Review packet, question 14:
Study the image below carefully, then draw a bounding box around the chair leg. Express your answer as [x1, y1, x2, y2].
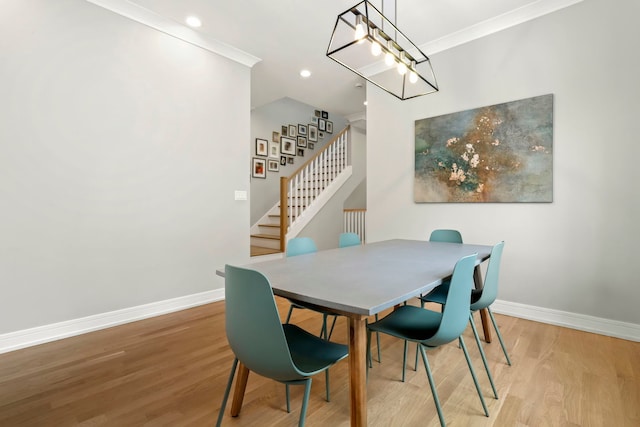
[469, 313, 499, 399]
[402, 340, 408, 382]
[366, 327, 372, 371]
[487, 308, 512, 365]
[374, 314, 381, 363]
[327, 315, 338, 340]
[286, 384, 291, 413]
[325, 370, 330, 402]
[286, 304, 295, 323]
[216, 357, 238, 427]
[298, 379, 312, 427]
[459, 336, 489, 417]
[320, 314, 328, 339]
[417, 345, 446, 427]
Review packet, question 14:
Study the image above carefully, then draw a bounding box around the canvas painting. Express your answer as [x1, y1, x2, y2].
[414, 94, 553, 203]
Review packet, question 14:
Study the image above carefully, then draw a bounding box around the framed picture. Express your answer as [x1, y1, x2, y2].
[281, 136, 296, 155]
[321, 110, 329, 119]
[308, 142, 315, 150]
[288, 124, 297, 138]
[281, 125, 288, 136]
[287, 157, 294, 165]
[318, 131, 324, 139]
[326, 121, 333, 133]
[255, 138, 268, 156]
[252, 158, 266, 178]
[297, 136, 307, 148]
[308, 124, 318, 142]
[297, 148, 304, 157]
[314, 109, 321, 117]
[267, 159, 279, 172]
[269, 141, 280, 158]
[298, 124, 307, 136]
[272, 131, 280, 142]
[311, 117, 318, 123]
[280, 155, 287, 166]
[318, 118, 326, 131]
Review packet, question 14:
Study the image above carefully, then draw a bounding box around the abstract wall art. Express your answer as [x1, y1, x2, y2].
[414, 94, 553, 203]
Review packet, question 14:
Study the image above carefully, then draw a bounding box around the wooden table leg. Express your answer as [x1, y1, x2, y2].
[230, 362, 250, 417]
[473, 266, 492, 343]
[348, 315, 367, 427]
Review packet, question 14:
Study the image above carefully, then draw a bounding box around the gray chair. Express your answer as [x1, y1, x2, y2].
[366, 254, 489, 426]
[216, 265, 348, 427]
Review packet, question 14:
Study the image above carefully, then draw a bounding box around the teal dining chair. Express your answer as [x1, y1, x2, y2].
[338, 232, 361, 248]
[216, 265, 348, 427]
[421, 241, 511, 372]
[366, 254, 489, 427]
[285, 237, 338, 340]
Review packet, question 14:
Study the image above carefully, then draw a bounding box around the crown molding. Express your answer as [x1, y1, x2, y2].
[85, 0, 261, 68]
[422, 0, 584, 55]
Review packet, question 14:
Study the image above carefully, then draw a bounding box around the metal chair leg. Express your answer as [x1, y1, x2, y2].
[298, 379, 312, 427]
[459, 336, 490, 417]
[286, 304, 295, 323]
[469, 313, 499, 399]
[487, 308, 512, 365]
[402, 340, 408, 382]
[418, 345, 446, 427]
[216, 358, 238, 427]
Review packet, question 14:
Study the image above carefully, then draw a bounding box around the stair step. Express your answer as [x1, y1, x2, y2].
[251, 246, 282, 257]
[251, 233, 280, 240]
[259, 223, 280, 229]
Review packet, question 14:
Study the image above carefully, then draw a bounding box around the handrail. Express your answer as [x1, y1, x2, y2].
[279, 126, 351, 251]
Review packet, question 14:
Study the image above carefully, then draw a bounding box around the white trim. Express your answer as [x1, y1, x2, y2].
[0, 289, 224, 354]
[492, 299, 640, 342]
[85, 0, 261, 67]
[422, 0, 583, 55]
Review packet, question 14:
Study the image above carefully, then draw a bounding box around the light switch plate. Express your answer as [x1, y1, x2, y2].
[234, 190, 247, 201]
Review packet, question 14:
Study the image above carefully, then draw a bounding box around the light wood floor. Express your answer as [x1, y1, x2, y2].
[1, 299, 638, 426]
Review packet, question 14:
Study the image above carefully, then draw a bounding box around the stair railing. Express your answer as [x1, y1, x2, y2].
[279, 126, 350, 251]
[343, 208, 366, 243]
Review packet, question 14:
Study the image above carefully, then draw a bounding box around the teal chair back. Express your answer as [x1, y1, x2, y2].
[286, 237, 317, 257]
[429, 229, 463, 243]
[470, 241, 505, 311]
[224, 265, 304, 382]
[423, 253, 476, 347]
[339, 232, 361, 248]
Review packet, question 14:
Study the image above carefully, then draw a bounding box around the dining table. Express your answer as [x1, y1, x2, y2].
[219, 239, 494, 427]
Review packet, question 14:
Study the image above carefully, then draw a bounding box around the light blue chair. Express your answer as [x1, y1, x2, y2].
[338, 232, 361, 248]
[216, 265, 348, 427]
[285, 237, 337, 340]
[428, 229, 463, 244]
[366, 254, 489, 427]
[421, 242, 511, 397]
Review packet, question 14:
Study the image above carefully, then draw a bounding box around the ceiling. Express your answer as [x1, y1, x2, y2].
[126, 0, 545, 118]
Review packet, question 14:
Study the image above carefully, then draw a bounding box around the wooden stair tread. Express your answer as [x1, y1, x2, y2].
[250, 246, 282, 257]
[259, 223, 280, 228]
[251, 233, 280, 240]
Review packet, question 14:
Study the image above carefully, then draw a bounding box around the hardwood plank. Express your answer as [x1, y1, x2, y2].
[1, 299, 639, 426]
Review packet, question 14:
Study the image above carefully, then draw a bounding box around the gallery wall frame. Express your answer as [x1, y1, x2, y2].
[255, 138, 268, 156]
[252, 157, 266, 179]
[281, 136, 296, 155]
[414, 94, 553, 203]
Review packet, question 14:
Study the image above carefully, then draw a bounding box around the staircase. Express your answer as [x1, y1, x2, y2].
[250, 127, 351, 256]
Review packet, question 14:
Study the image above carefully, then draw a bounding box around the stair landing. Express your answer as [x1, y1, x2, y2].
[250, 245, 282, 257]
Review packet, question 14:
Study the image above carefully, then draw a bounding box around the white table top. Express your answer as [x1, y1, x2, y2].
[232, 239, 492, 316]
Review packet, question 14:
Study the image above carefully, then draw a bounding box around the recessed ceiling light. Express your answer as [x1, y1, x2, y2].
[363, 101, 368, 106]
[185, 16, 202, 28]
[300, 69, 311, 78]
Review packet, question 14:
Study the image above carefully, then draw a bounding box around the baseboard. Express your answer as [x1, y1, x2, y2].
[492, 299, 640, 342]
[0, 289, 224, 354]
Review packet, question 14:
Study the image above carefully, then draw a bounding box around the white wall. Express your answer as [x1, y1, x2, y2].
[0, 0, 251, 334]
[367, 0, 640, 325]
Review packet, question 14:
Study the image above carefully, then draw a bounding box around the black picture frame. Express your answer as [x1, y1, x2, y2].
[321, 110, 329, 119]
[326, 121, 333, 133]
[281, 136, 296, 155]
[252, 158, 266, 178]
[314, 109, 321, 117]
[287, 157, 294, 165]
[298, 124, 307, 136]
[318, 118, 326, 131]
[280, 155, 287, 166]
[281, 125, 288, 136]
[308, 124, 318, 142]
[297, 148, 304, 157]
[267, 159, 279, 172]
[308, 142, 315, 150]
[297, 136, 307, 148]
[288, 124, 297, 138]
[255, 138, 268, 156]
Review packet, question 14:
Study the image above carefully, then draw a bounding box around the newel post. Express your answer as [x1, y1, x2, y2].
[279, 176, 288, 253]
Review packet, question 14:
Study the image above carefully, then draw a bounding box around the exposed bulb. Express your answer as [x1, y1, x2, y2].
[354, 16, 365, 41]
[384, 52, 395, 66]
[371, 41, 382, 56]
[409, 71, 418, 83]
[397, 62, 407, 75]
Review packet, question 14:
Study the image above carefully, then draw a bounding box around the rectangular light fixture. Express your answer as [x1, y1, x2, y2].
[327, 1, 438, 100]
